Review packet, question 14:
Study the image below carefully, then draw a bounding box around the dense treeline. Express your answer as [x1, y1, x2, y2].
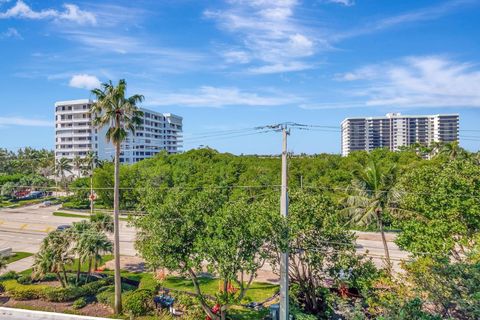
[84, 145, 480, 319]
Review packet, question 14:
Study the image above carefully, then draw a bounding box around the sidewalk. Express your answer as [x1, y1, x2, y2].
[2, 256, 35, 274]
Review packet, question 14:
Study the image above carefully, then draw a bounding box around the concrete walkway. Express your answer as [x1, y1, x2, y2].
[1, 256, 35, 274]
[0, 307, 118, 320]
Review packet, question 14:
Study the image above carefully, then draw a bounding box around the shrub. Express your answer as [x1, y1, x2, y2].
[72, 297, 88, 309]
[0, 271, 18, 281]
[43, 286, 86, 302]
[124, 289, 154, 317]
[17, 275, 33, 285]
[96, 288, 115, 307]
[138, 273, 160, 292]
[2, 280, 50, 300]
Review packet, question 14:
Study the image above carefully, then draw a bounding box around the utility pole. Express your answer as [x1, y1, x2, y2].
[280, 124, 289, 320]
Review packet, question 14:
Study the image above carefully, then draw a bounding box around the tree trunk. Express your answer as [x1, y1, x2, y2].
[113, 138, 122, 314]
[56, 272, 65, 288]
[76, 258, 81, 285]
[87, 258, 92, 283]
[61, 265, 68, 287]
[90, 174, 94, 215]
[377, 209, 392, 274]
[187, 268, 218, 320]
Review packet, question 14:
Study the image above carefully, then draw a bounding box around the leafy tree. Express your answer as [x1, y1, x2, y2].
[343, 159, 397, 272]
[135, 189, 274, 319]
[273, 190, 379, 316]
[394, 160, 480, 259]
[90, 79, 144, 314]
[1, 181, 16, 198]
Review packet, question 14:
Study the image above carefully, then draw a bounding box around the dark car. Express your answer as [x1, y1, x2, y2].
[56, 225, 71, 231]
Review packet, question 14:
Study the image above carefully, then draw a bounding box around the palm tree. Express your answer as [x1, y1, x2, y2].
[55, 157, 73, 191]
[438, 141, 466, 160]
[84, 151, 98, 215]
[33, 231, 72, 287]
[73, 155, 83, 178]
[344, 159, 396, 273]
[70, 220, 93, 285]
[90, 79, 144, 314]
[90, 212, 114, 233]
[76, 230, 113, 281]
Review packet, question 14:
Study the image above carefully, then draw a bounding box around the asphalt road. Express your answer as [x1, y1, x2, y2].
[0, 204, 409, 273]
[0, 204, 137, 261]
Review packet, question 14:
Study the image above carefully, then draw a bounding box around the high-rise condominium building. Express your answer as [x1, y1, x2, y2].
[55, 99, 183, 167]
[341, 113, 459, 156]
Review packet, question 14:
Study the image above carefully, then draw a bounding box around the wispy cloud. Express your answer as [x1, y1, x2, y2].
[334, 0, 476, 40]
[336, 56, 480, 108]
[69, 74, 100, 90]
[0, 116, 52, 127]
[205, 0, 320, 74]
[145, 86, 301, 108]
[324, 0, 355, 6]
[0, 1, 96, 25]
[0, 27, 21, 39]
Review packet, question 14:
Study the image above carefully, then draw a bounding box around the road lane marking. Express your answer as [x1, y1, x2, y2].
[44, 227, 53, 233]
[20, 224, 28, 230]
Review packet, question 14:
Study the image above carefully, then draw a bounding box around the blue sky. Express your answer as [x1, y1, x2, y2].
[1, 0, 479, 154]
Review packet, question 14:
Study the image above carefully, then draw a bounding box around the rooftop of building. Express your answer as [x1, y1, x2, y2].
[341, 113, 459, 125]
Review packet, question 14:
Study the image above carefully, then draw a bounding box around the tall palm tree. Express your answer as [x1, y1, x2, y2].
[344, 159, 396, 273]
[90, 79, 144, 314]
[56, 157, 73, 191]
[73, 155, 83, 178]
[84, 151, 98, 215]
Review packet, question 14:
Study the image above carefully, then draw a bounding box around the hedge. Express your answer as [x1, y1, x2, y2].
[2, 280, 50, 300]
[124, 289, 154, 317]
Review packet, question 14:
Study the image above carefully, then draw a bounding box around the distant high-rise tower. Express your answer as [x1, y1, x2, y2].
[55, 99, 183, 170]
[341, 113, 459, 156]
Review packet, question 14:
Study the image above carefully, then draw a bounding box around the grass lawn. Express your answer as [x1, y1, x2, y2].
[161, 276, 279, 303]
[53, 211, 128, 221]
[64, 255, 114, 272]
[5, 252, 33, 264]
[53, 211, 90, 219]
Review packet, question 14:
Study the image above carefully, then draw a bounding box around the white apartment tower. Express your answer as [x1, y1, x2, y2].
[55, 99, 183, 165]
[341, 113, 459, 156]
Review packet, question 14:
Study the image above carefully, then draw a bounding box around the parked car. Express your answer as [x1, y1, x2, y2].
[56, 225, 71, 231]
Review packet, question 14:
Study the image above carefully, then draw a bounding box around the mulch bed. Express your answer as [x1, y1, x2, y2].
[0, 296, 113, 317]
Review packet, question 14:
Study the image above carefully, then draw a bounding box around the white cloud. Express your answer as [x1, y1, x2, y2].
[0, 27, 21, 39]
[205, 0, 318, 73]
[325, 0, 355, 6]
[147, 86, 301, 108]
[0, 1, 96, 25]
[222, 50, 251, 64]
[338, 56, 480, 108]
[69, 74, 101, 90]
[248, 61, 311, 74]
[0, 116, 52, 127]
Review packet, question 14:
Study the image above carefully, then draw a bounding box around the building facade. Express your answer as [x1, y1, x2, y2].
[341, 113, 459, 156]
[55, 99, 183, 167]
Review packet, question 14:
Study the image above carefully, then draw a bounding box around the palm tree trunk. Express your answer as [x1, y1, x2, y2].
[377, 209, 392, 274]
[90, 174, 94, 215]
[87, 258, 92, 283]
[56, 272, 66, 288]
[113, 139, 122, 314]
[76, 258, 81, 285]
